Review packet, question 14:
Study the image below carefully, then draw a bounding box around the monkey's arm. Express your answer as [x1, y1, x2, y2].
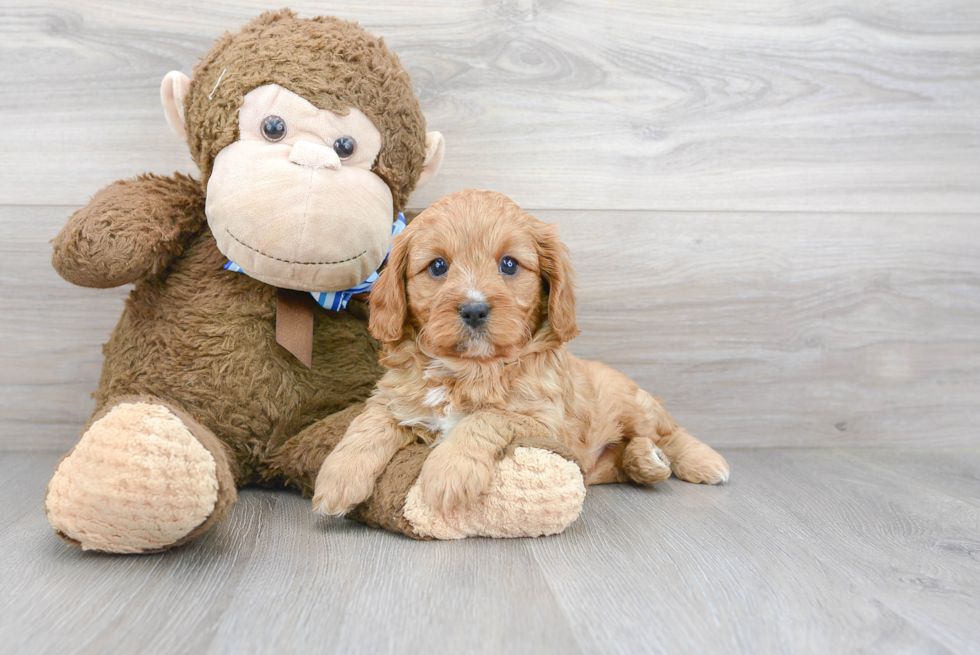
[269, 404, 585, 540]
[416, 409, 554, 512]
[52, 173, 206, 288]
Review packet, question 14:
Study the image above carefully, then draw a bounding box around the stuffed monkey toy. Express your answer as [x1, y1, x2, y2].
[44, 9, 586, 553]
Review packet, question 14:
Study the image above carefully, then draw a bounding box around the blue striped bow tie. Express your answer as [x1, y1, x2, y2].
[224, 213, 406, 311]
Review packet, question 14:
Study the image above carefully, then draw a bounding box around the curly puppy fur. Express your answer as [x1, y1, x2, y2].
[315, 190, 730, 516]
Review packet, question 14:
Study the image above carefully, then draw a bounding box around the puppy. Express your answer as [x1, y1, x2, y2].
[314, 189, 729, 516]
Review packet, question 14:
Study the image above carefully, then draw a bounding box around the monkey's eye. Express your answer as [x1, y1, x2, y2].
[261, 115, 287, 142]
[428, 258, 449, 277]
[499, 256, 519, 276]
[333, 136, 356, 159]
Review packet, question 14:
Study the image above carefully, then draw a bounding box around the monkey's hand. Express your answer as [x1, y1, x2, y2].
[52, 173, 205, 288]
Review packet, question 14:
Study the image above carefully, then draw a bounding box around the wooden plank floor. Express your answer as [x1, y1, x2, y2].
[2, 449, 978, 654]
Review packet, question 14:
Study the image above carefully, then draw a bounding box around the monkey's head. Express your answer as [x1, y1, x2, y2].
[160, 9, 444, 292]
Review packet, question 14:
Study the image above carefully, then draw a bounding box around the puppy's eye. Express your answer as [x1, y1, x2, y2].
[499, 256, 519, 276]
[428, 258, 449, 277]
[333, 136, 356, 159]
[261, 115, 287, 142]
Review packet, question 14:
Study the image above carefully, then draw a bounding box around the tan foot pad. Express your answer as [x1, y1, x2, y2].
[403, 446, 586, 540]
[45, 403, 219, 553]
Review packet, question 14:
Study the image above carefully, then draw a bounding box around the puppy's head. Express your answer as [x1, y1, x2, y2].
[369, 189, 578, 359]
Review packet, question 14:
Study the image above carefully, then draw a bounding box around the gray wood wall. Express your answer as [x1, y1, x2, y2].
[1, 1, 978, 450]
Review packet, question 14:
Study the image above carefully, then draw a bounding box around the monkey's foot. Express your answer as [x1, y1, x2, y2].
[45, 402, 230, 553]
[403, 445, 585, 539]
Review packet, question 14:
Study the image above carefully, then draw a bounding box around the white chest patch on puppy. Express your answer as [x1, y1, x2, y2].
[423, 386, 449, 408]
[398, 382, 465, 446]
[412, 360, 469, 444]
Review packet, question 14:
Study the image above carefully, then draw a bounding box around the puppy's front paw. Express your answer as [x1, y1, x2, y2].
[312, 456, 377, 516]
[418, 447, 494, 513]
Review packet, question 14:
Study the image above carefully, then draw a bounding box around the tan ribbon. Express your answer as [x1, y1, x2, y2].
[276, 288, 315, 368]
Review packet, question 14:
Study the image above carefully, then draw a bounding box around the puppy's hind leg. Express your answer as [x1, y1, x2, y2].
[621, 437, 672, 485]
[588, 377, 670, 486]
[590, 429, 670, 486]
[635, 390, 730, 485]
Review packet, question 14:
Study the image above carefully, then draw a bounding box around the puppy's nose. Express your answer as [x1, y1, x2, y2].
[458, 302, 490, 329]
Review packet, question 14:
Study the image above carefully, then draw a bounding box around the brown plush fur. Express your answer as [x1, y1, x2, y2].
[185, 9, 427, 213]
[45, 12, 438, 551]
[315, 190, 730, 516]
[54, 174, 384, 489]
[52, 173, 205, 289]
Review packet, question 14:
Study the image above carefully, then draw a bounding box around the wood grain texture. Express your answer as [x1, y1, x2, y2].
[2, 449, 979, 653]
[0, 455, 279, 655]
[848, 449, 980, 509]
[0, 206, 127, 449]
[563, 210, 980, 448]
[530, 451, 968, 654]
[726, 449, 980, 653]
[0, 1, 977, 211]
[4, 206, 977, 450]
[207, 493, 582, 655]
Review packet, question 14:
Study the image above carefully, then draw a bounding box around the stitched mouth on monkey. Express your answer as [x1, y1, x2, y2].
[205, 84, 396, 293]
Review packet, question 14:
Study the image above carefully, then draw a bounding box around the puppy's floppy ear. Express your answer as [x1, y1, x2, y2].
[534, 220, 579, 342]
[369, 231, 412, 343]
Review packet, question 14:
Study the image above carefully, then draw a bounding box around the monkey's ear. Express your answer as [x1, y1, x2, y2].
[160, 71, 192, 141]
[416, 132, 445, 188]
[369, 232, 412, 343]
